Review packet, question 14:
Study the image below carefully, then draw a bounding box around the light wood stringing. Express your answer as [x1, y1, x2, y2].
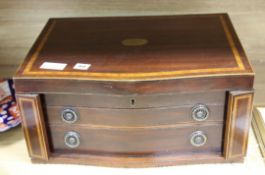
[224, 91, 253, 159]
[19, 14, 251, 81]
[17, 94, 49, 160]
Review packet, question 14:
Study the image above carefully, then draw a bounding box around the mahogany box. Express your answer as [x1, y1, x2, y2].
[14, 14, 255, 167]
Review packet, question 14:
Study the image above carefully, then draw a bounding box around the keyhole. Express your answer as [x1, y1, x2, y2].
[131, 99, 135, 105]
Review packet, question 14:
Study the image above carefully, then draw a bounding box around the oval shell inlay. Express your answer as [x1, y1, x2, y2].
[121, 38, 148, 46]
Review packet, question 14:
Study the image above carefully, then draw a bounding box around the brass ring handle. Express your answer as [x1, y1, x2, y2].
[64, 131, 80, 148]
[190, 131, 207, 147]
[192, 104, 209, 121]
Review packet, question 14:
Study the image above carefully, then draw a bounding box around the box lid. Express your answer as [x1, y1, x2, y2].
[14, 14, 254, 82]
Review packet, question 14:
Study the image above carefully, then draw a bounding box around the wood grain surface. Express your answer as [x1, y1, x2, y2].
[14, 14, 253, 81]
[48, 123, 224, 155]
[14, 76, 254, 94]
[16, 94, 50, 160]
[2, 126, 264, 171]
[43, 91, 225, 108]
[223, 90, 254, 160]
[45, 104, 225, 126]
[12, 13, 255, 167]
[0, 0, 264, 103]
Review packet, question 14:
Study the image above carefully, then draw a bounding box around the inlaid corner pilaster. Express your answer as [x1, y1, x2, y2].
[16, 94, 49, 160]
[224, 90, 254, 160]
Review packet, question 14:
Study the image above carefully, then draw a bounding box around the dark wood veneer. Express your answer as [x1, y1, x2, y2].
[14, 14, 254, 167]
[45, 105, 225, 126]
[49, 124, 223, 155]
[43, 90, 226, 108]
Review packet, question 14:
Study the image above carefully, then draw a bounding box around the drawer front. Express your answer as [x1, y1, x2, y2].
[46, 104, 225, 126]
[43, 91, 225, 108]
[48, 123, 223, 155]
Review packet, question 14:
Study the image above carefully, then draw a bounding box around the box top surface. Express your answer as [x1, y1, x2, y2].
[15, 14, 254, 82]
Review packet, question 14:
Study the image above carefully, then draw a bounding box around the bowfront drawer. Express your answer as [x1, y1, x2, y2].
[44, 90, 226, 157]
[43, 91, 226, 108]
[45, 104, 225, 126]
[48, 123, 224, 155]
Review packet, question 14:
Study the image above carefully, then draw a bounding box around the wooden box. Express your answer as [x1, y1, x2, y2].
[14, 14, 254, 167]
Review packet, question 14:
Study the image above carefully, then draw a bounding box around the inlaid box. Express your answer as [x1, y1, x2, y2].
[14, 13, 254, 167]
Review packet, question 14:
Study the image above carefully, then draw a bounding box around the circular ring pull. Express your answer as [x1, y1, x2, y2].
[61, 108, 78, 124]
[192, 104, 209, 121]
[64, 131, 80, 148]
[190, 131, 207, 147]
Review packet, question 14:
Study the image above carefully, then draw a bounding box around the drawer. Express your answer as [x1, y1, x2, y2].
[45, 104, 225, 126]
[48, 123, 224, 155]
[43, 91, 226, 108]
